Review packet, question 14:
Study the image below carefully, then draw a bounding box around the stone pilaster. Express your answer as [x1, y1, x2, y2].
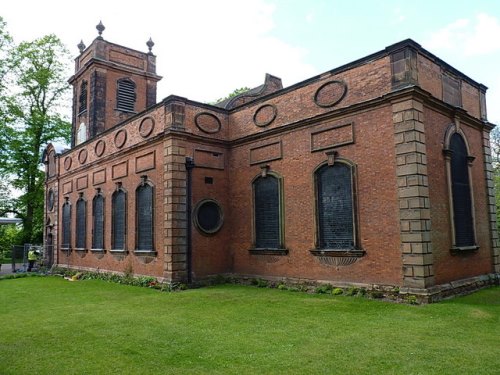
[163, 137, 188, 281]
[393, 99, 434, 288]
[482, 130, 500, 273]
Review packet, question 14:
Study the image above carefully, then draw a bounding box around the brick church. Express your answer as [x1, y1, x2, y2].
[43, 23, 500, 299]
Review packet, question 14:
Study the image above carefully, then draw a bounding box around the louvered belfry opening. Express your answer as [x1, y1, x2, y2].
[136, 183, 153, 251]
[450, 133, 475, 247]
[116, 78, 136, 112]
[76, 197, 86, 248]
[92, 194, 104, 249]
[316, 163, 354, 249]
[62, 201, 71, 248]
[79, 80, 88, 114]
[254, 175, 280, 248]
[112, 189, 126, 250]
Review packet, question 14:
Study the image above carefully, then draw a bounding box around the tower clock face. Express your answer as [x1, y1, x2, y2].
[47, 189, 55, 211]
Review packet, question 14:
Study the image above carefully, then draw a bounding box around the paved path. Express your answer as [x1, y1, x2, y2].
[0, 263, 27, 276]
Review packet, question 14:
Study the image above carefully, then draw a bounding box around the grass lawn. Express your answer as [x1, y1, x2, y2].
[0, 277, 498, 375]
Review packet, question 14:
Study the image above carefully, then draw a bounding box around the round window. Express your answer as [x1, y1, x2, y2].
[194, 199, 223, 234]
[47, 189, 55, 211]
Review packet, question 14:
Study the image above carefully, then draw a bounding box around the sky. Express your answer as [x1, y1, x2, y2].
[2, 0, 500, 124]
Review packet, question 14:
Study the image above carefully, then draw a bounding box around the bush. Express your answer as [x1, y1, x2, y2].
[345, 287, 359, 296]
[332, 287, 343, 295]
[315, 284, 333, 294]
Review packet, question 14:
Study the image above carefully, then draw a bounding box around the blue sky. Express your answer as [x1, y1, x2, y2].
[2, 0, 500, 123]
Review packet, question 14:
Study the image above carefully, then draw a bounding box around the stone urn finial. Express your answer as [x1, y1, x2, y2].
[147, 37, 155, 53]
[77, 40, 86, 53]
[96, 21, 105, 39]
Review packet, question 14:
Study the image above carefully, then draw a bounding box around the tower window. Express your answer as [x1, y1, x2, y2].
[116, 78, 136, 112]
[79, 80, 88, 114]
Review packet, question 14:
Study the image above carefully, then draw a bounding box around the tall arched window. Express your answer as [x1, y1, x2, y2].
[62, 199, 71, 249]
[116, 78, 136, 112]
[75, 195, 86, 249]
[136, 181, 154, 251]
[253, 174, 282, 249]
[449, 133, 475, 247]
[92, 193, 105, 250]
[315, 162, 356, 250]
[112, 188, 127, 250]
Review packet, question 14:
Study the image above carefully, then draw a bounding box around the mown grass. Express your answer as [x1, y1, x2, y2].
[0, 277, 498, 374]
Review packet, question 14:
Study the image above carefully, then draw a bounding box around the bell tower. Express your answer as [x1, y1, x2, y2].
[68, 21, 162, 147]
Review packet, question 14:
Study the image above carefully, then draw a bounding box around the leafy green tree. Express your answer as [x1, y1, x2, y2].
[212, 87, 251, 104]
[0, 18, 71, 244]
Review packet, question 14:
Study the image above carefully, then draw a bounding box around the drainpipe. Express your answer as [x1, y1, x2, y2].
[185, 157, 195, 283]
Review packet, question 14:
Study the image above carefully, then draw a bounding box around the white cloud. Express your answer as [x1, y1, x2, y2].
[424, 13, 500, 56]
[2, 0, 316, 104]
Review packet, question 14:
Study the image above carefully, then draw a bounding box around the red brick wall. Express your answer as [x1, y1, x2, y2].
[54, 106, 166, 277]
[226, 106, 402, 285]
[425, 108, 493, 284]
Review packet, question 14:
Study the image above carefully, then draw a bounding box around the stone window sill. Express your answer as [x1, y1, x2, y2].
[61, 247, 72, 253]
[90, 249, 106, 253]
[109, 249, 128, 254]
[74, 248, 88, 253]
[134, 250, 157, 257]
[249, 248, 288, 256]
[451, 245, 479, 254]
[310, 249, 365, 257]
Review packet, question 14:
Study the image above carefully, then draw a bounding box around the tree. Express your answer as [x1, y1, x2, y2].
[212, 87, 251, 105]
[0, 18, 71, 244]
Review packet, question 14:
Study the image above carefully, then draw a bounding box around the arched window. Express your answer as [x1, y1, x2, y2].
[62, 200, 71, 249]
[253, 174, 282, 249]
[75, 195, 86, 249]
[116, 78, 136, 112]
[112, 188, 127, 250]
[136, 181, 154, 251]
[315, 162, 356, 250]
[92, 193, 105, 249]
[449, 133, 475, 247]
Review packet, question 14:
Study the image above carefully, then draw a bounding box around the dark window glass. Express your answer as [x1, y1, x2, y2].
[116, 79, 136, 112]
[79, 80, 87, 114]
[254, 176, 280, 248]
[62, 202, 71, 248]
[112, 190, 126, 250]
[76, 198, 86, 248]
[316, 163, 354, 249]
[450, 133, 475, 246]
[195, 200, 223, 234]
[136, 184, 153, 251]
[93, 194, 104, 249]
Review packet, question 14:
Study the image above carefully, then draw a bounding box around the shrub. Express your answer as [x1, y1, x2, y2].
[332, 287, 343, 295]
[345, 287, 359, 296]
[315, 284, 333, 294]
